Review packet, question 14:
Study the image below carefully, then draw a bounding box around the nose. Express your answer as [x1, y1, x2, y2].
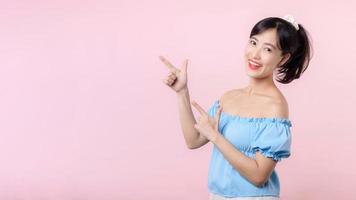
[251, 48, 261, 60]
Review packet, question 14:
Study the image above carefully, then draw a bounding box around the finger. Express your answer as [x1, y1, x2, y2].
[168, 76, 177, 82]
[163, 78, 173, 85]
[168, 79, 175, 85]
[168, 74, 176, 79]
[191, 100, 207, 115]
[167, 76, 175, 82]
[215, 105, 222, 127]
[162, 79, 169, 85]
[165, 79, 173, 86]
[168, 71, 176, 76]
[159, 56, 178, 73]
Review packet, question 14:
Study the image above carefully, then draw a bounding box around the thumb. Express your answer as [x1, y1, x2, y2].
[181, 59, 188, 73]
[215, 105, 222, 128]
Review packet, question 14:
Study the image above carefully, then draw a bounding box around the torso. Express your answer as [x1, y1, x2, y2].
[219, 87, 289, 119]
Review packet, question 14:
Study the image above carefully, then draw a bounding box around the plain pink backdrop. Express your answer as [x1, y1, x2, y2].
[0, 0, 355, 199]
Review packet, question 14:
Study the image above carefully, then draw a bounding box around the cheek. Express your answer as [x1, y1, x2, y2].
[244, 47, 252, 58]
[262, 54, 278, 65]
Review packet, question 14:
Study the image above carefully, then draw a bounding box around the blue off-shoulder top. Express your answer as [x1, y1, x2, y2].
[207, 100, 292, 198]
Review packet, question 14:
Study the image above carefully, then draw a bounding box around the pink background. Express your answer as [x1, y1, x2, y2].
[0, 0, 355, 199]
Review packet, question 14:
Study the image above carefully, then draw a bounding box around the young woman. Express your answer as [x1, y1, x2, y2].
[160, 15, 312, 200]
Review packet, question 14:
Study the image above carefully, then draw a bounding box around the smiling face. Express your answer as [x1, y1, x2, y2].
[244, 28, 290, 79]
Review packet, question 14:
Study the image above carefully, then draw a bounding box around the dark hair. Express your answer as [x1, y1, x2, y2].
[250, 17, 313, 84]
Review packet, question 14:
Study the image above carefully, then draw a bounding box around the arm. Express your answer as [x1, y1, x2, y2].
[176, 87, 209, 149]
[211, 132, 277, 187]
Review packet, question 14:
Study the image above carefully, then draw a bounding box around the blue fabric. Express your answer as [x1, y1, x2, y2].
[206, 100, 292, 198]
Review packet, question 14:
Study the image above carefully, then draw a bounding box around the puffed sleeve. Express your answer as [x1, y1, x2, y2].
[251, 122, 292, 162]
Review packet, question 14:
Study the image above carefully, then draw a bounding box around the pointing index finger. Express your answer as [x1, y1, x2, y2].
[191, 100, 207, 115]
[159, 56, 177, 73]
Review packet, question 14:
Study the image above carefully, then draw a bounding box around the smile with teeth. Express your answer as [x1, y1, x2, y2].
[248, 60, 262, 70]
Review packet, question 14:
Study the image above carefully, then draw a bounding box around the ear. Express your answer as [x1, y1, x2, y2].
[278, 53, 291, 67]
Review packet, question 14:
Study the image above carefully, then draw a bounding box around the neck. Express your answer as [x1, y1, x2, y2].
[245, 75, 277, 96]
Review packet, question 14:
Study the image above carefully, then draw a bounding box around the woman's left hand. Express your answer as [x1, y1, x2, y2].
[191, 100, 223, 142]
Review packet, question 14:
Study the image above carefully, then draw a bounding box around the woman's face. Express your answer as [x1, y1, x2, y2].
[244, 28, 290, 79]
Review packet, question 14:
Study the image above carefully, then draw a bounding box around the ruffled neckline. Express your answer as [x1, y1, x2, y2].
[214, 100, 292, 126]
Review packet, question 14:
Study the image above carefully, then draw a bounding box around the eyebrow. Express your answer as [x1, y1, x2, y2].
[251, 36, 277, 50]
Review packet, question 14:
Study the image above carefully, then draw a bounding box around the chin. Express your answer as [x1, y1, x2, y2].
[246, 73, 261, 79]
[246, 70, 260, 77]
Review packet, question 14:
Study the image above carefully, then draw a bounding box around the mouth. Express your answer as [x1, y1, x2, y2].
[248, 60, 262, 70]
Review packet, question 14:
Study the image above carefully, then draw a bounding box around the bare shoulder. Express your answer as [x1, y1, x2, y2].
[219, 88, 244, 102]
[268, 92, 289, 119]
[219, 87, 289, 119]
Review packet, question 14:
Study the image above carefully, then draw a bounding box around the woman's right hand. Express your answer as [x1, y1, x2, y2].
[159, 56, 189, 93]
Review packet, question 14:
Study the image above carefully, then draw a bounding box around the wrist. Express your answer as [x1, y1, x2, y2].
[176, 87, 189, 96]
[210, 131, 221, 144]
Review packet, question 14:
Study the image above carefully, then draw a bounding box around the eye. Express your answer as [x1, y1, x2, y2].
[249, 40, 257, 46]
[264, 47, 272, 52]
